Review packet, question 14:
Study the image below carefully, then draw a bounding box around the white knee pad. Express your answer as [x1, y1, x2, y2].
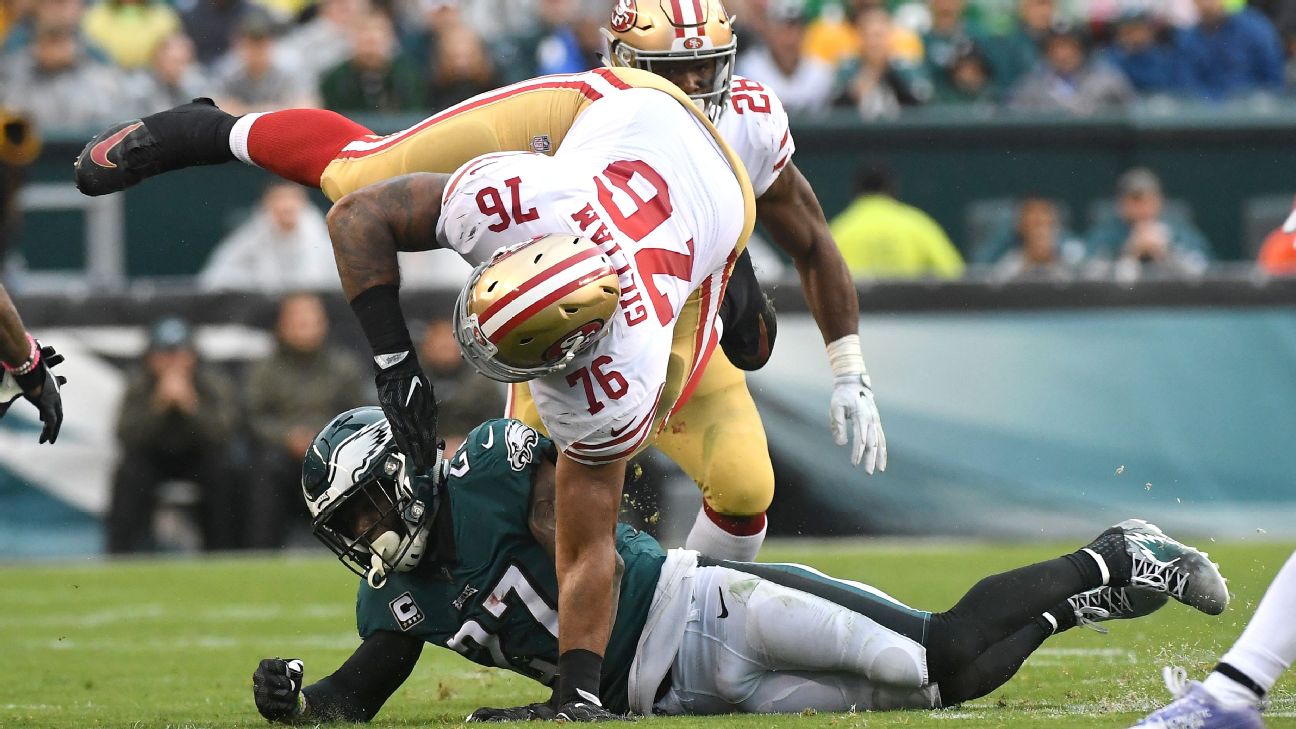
[744, 581, 927, 688]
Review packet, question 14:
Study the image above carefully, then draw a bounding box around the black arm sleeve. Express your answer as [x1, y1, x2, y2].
[300, 631, 423, 723]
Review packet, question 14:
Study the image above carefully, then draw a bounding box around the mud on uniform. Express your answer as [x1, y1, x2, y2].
[356, 420, 940, 715]
[320, 68, 796, 516]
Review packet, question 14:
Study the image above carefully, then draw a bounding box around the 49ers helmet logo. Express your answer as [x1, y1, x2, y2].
[544, 320, 605, 361]
[684, 37, 703, 49]
[610, 0, 638, 32]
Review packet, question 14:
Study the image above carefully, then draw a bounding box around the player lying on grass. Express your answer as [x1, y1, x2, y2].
[0, 284, 64, 443]
[250, 408, 1229, 722]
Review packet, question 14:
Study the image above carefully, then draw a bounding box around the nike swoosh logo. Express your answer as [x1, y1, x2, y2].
[481, 426, 494, 449]
[609, 418, 637, 437]
[716, 586, 729, 619]
[576, 688, 602, 706]
[404, 378, 421, 408]
[90, 122, 143, 169]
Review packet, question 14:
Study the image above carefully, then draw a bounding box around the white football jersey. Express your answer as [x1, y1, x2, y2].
[716, 75, 796, 197]
[437, 87, 745, 462]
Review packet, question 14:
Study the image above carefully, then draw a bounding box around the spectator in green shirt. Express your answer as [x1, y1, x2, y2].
[828, 165, 965, 279]
[1085, 167, 1212, 278]
[320, 11, 424, 114]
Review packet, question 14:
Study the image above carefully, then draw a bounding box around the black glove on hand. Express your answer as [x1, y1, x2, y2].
[466, 702, 556, 722]
[554, 700, 633, 722]
[0, 343, 66, 444]
[252, 658, 305, 723]
[373, 351, 439, 472]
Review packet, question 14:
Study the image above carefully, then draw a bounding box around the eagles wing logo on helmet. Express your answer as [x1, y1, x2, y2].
[504, 421, 540, 471]
[610, 0, 637, 32]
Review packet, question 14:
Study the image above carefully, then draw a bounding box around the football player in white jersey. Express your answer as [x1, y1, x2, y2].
[73, 0, 883, 564]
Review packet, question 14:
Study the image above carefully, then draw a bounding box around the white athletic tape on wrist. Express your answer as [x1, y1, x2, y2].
[826, 335, 866, 379]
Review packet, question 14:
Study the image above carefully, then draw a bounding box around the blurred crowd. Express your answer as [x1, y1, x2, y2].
[105, 294, 505, 554]
[1, 0, 1295, 132]
[826, 163, 1241, 282]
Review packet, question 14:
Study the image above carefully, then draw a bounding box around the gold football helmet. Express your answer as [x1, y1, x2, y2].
[453, 234, 621, 383]
[603, 0, 738, 122]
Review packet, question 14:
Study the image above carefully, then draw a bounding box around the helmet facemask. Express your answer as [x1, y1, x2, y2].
[311, 449, 443, 588]
[601, 29, 738, 123]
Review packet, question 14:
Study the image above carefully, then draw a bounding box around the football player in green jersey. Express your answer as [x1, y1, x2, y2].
[251, 407, 1229, 722]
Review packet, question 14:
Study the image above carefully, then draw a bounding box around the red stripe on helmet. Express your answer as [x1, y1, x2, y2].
[669, 0, 687, 37]
[484, 261, 618, 344]
[479, 245, 604, 323]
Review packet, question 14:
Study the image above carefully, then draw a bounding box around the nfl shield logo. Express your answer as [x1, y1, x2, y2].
[530, 135, 552, 153]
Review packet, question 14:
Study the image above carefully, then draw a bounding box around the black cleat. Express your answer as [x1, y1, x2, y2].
[75, 98, 234, 196]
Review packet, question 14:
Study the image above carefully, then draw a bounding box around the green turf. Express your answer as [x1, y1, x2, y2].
[2, 539, 1293, 728]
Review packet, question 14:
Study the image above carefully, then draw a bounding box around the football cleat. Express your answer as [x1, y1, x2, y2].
[1131, 667, 1265, 729]
[1068, 586, 1169, 634]
[75, 98, 229, 196]
[1116, 519, 1229, 615]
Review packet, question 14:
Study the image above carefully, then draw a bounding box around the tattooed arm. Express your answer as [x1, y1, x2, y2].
[0, 284, 30, 366]
[325, 173, 451, 299]
[326, 172, 453, 472]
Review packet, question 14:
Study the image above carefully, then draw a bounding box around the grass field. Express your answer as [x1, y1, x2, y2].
[2, 539, 1294, 729]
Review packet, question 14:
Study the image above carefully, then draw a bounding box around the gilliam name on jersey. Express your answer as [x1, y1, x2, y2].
[570, 203, 653, 327]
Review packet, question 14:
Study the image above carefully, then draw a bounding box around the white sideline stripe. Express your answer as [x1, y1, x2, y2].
[1034, 648, 1134, 658]
[480, 255, 612, 338]
[38, 633, 359, 652]
[5, 602, 348, 628]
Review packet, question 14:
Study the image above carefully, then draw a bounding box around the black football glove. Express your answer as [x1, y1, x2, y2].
[373, 351, 439, 472]
[0, 343, 66, 444]
[252, 658, 305, 723]
[466, 702, 557, 722]
[554, 700, 633, 722]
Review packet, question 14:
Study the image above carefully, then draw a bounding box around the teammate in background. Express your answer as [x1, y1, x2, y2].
[73, 0, 885, 565]
[0, 284, 64, 443]
[1132, 552, 1296, 728]
[250, 408, 1229, 723]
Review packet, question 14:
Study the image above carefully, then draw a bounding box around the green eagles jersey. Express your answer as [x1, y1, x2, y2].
[355, 419, 667, 713]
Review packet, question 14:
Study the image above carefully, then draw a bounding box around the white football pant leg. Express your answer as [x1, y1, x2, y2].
[661, 565, 934, 715]
[1204, 550, 1296, 701]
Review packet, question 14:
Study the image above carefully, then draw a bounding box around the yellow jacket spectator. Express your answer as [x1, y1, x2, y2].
[804, 2, 924, 66]
[83, 0, 180, 69]
[829, 166, 965, 279]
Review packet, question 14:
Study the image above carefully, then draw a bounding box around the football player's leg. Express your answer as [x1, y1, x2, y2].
[666, 563, 934, 714]
[1199, 551, 1296, 707]
[654, 357, 773, 561]
[75, 100, 374, 196]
